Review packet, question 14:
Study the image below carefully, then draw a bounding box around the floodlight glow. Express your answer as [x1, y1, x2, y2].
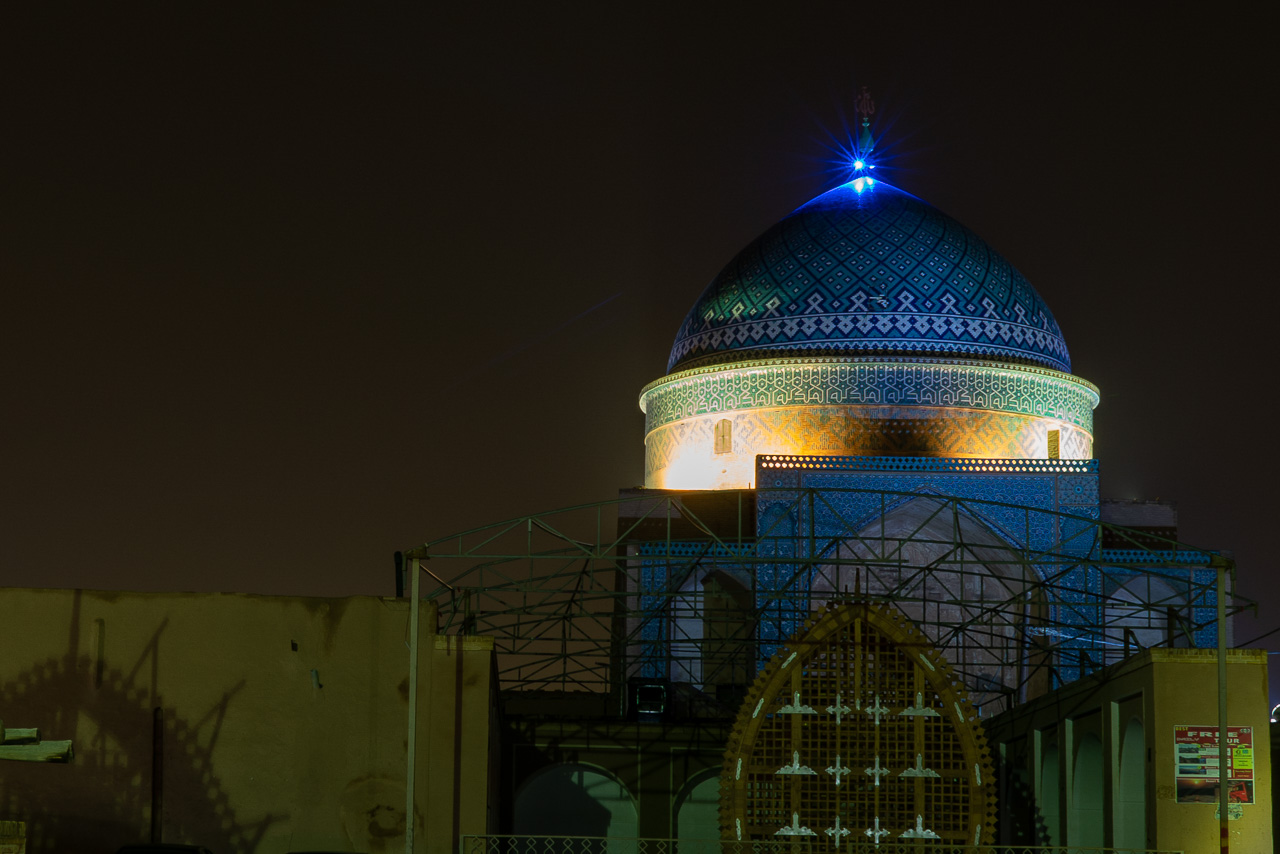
[852, 177, 867, 192]
[852, 160, 865, 170]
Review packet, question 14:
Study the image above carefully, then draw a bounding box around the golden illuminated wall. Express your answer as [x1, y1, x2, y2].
[640, 357, 1098, 490]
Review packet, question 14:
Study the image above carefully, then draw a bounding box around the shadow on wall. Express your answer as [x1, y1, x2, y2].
[0, 591, 284, 854]
[512, 763, 623, 837]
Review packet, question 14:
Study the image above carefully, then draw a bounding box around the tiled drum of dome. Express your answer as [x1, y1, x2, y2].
[643, 406, 1093, 489]
[642, 361, 1098, 432]
[639, 360, 1098, 489]
[669, 182, 1071, 373]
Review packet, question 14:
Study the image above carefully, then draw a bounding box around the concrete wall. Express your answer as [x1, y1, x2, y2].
[986, 647, 1272, 854]
[0, 587, 495, 854]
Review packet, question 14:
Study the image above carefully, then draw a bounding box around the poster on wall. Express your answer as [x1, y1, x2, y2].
[1174, 725, 1254, 804]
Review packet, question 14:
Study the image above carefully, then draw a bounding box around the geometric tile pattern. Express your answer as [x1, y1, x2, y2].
[669, 180, 1072, 374]
[1097, 548, 1214, 564]
[1058, 474, 1100, 506]
[641, 357, 1098, 433]
[753, 457, 1100, 669]
[755, 465, 1071, 555]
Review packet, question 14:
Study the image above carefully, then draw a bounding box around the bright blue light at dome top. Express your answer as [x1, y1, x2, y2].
[849, 154, 877, 191]
[847, 156, 878, 187]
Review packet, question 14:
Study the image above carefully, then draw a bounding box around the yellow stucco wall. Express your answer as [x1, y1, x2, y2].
[0, 587, 494, 854]
[985, 647, 1272, 854]
[1147, 649, 1272, 853]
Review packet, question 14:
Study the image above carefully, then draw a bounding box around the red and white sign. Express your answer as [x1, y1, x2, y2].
[1174, 725, 1254, 804]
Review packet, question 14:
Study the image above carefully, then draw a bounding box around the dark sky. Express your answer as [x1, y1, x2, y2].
[4, 7, 1277, 678]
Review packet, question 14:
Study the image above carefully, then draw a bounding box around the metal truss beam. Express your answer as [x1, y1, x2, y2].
[408, 489, 1248, 703]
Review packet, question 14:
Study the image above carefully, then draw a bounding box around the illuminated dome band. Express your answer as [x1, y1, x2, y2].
[640, 355, 1098, 489]
[669, 181, 1071, 374]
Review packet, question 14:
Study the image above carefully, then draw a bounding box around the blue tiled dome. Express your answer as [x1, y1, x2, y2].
[668, 180, 1071, 374]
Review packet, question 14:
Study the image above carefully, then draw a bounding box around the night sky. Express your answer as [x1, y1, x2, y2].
[5, 8, 1276, 683]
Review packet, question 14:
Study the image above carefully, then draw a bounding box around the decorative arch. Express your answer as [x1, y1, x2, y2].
[720, 601, 995, 844]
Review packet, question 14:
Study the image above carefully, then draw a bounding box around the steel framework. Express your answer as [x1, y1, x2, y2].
[409, 488, 1246, 708]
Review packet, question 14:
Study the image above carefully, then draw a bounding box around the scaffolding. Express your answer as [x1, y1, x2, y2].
[407, 488, 1246, 709]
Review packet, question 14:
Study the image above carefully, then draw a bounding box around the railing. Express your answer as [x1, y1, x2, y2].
[460, 838, 1182, 854]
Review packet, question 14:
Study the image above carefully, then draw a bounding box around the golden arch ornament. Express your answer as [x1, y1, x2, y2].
[719, 601, 996, 845]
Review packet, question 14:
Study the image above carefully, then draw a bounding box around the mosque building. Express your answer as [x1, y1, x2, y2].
[471, 138, 1273, 853]
[1, 134, 1271, 854]
[622, 161, 1107, 713]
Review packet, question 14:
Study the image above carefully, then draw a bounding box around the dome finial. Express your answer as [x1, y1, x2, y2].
[855, 85, 876, 156]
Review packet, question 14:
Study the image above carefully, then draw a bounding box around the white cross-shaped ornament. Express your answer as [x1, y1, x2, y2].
[825, 754, 851, 786]
[864, 754, 889, 787]
[865, 816, 889, 847]
[865, 694, 890, 725]
[825, 816, 851, 847]
[826, 691, 851, 724]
